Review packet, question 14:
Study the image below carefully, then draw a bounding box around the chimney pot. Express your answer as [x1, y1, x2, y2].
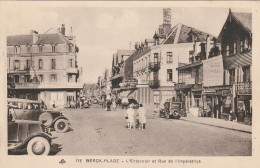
[61, 24, 65, 36]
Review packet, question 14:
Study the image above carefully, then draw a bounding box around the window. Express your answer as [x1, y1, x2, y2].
[243, 66, 251, 82]
[226, 45, 230, 56]
[14, 46, 19, 54]
[229, 69, 235, 85]
[154, 53, 159, 63]
[51, 59, 56, 69]
[68, 74, 73, 82]
[52, 45, 56, 52]
[244, 39, 249, 51]
[38, 74, 44, 82]
[25, 60, 30, 70]
[68, 59, 73, 68]
[240, 40, 244, 52]
[68, 45, 72, 52]
[14, 60, 20, 70]
[24, 75, 31, 83]
[233, 42, 237, 55]
[50, 74, 57, 82]
[39, 59, 43, 69]
[27, 45, 31, 53]
[167, 69, 173, 81]
[167, 52, 173, 63]
[13, 75, 19, 83]
[39, 45, 43, 53]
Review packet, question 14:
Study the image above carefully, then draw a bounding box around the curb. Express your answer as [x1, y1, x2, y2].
[180, 118, 252, 134]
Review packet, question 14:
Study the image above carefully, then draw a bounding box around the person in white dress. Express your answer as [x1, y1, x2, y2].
[126, 104, 135, 129]
[138, 104, 147, 130]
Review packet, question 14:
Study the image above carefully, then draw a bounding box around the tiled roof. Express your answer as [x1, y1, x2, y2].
[163, 24, 215, 44]
[7, 35, 33, 46]
[223, 51, 252, 69]
[133, 47, 151, 61]
[178, 24, 215, 43]
[232, 12, 252, 32]
[176, 61, 203, 70]
[7, 29, 72, 46]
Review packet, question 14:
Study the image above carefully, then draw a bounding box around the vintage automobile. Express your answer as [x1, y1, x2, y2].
[7, 98, 70, 133]
[159, 101, 184, 119]
[8, 105, 52, 155]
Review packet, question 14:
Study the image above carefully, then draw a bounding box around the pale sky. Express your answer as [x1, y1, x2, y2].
[3, 4, 251, 83]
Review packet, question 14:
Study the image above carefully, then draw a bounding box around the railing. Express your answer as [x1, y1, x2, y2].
[235, 82, 252, 95]
[148, 62, 160, 71]
[15, 82, 40, 89]
[149, 80, 160, 89]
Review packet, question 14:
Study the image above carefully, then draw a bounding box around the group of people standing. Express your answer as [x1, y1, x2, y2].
[126, 104, 146, 130]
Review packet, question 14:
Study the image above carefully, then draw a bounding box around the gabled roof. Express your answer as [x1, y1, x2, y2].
[162, 23, 215, 45]
[7, 28, 72, 46]
[232, 12, 252, 32]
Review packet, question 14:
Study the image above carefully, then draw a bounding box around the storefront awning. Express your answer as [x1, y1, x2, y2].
[224, 51, 252, 69]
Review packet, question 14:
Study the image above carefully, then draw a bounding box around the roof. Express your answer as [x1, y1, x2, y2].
[133, 47, 151, 61]
[176, 61, 203, 70]
[7, 28, 72, 46]
[117, 49, 134, 63]
[223, 51, 252, 69]
[232, 12, 252, 32]
[163, 24, 215, 44]
[7, 35, 33, 46]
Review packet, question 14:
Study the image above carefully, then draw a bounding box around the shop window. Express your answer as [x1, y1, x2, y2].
[167, 69, 173, 81]
[166, 52, 173, 63]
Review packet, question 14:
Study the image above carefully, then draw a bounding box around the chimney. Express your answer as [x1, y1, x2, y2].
[61, 24, 65, 36]
[205, 35, 211, 59]
[31, 30, 39, 44]
[135, 42, 139, 50]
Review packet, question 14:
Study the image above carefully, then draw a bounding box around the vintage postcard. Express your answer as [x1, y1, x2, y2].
[0, 1, 259, 168]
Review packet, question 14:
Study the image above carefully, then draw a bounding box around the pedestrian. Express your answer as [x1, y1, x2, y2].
[138, 104, 146, 130]
[112, 100, 117, 111]
[106, 100, 111, 111]
[53, 101, 56, 108]
[126, 103, 135, 130]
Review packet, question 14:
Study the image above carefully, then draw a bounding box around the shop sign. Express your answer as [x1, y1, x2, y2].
[203, 56, 224, 87]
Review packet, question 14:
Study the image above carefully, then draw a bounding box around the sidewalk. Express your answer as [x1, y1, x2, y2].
[180, 117, 252, 133]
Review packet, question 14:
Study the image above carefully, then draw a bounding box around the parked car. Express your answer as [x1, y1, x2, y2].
[7, 98, 71, 133]
[8, 105, 53, 155]
[159, 101, 184, 119]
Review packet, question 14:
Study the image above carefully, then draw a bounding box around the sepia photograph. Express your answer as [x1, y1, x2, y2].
[0, 1, 259, 168]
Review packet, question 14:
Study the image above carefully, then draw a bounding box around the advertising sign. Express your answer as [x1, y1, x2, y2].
[203, 56, 224, 87]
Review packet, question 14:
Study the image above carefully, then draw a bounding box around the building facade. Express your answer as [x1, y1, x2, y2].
[7, 24, 83, 108]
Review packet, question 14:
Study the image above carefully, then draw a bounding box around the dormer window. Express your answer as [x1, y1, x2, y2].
[39, 45, 43, 53]
[14, 46, 19, 54]
[52, 44, 56, 52]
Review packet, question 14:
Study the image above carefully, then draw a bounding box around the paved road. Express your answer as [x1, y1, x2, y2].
[51, 105, 251, 156]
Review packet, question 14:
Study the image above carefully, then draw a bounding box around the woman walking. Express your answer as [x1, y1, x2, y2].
[138, 104, 146, 130]
[126, 104, 135, 130]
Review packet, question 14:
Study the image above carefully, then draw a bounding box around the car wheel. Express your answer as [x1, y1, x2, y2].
[39, 112, 53, 127]
[27, 137, 50, 155]
[172, 110, 180, 119]
[54, 119, 69, 133]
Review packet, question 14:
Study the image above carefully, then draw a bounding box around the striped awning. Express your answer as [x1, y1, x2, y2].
[224, 51, 252, 69]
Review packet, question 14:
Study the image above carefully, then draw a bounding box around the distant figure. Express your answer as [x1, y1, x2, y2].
[138, 104, 146, 130]
[53, 101, 56, 108]
[107, 100, 112, 111]
[112, 101, 117, 111]
[126, 104, 135, 130]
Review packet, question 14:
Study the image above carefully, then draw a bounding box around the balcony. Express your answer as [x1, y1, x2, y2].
[235, 82, 252, 95]
[148, 62, 160, 71]
[149, 80, 160, 89]
[15, 82, 40, 89]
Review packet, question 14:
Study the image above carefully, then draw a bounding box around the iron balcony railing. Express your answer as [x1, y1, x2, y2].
[235, 82, 252, 95]
[148, 62, 160, 71]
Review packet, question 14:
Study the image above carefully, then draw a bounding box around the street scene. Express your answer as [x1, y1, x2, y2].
[6, 6, 252, 156]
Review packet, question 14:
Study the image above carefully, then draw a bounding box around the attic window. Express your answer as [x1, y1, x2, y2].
[39, 45, 43, 53]
[52, 44, 56, 52]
